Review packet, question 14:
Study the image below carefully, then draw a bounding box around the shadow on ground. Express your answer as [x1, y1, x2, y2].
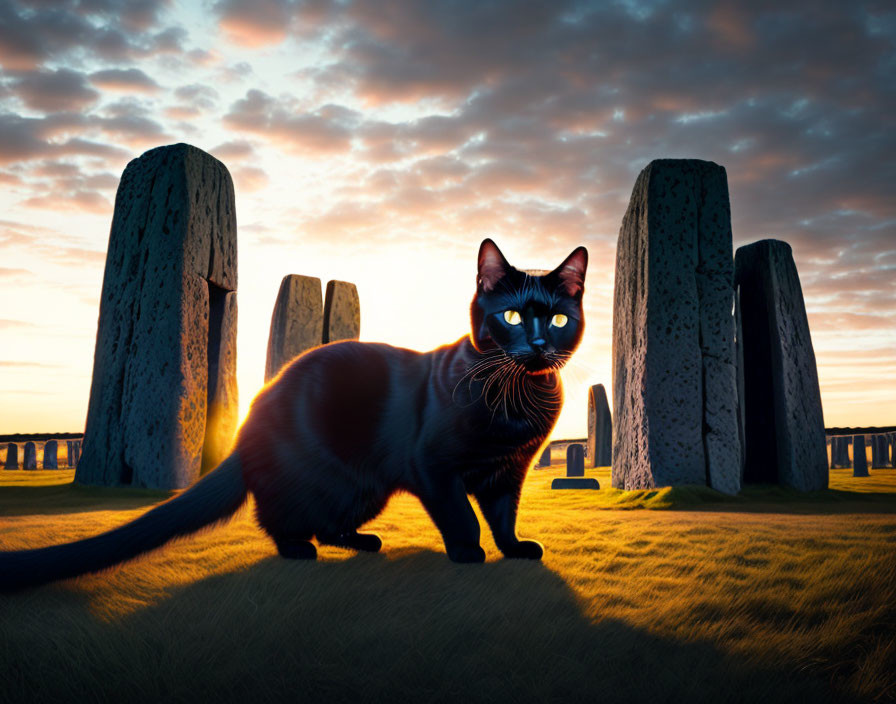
[1, 550, 860, 704]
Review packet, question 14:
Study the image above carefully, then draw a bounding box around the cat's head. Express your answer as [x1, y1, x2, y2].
[470, 239, 587, 374]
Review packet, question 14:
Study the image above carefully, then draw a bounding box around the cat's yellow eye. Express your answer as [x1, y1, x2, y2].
[504, 310, 522, 326]
[551, 314, 568, 328]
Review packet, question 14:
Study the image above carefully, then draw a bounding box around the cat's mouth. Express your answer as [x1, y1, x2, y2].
[517, 353, 562, 375]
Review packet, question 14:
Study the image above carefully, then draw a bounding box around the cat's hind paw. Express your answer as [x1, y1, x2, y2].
[275, 538, 317, 560]
[447, 544, 486, 564]
[501, 539, 544, 560]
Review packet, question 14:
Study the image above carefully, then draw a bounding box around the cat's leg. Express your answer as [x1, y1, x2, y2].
[474, 485, 543, 560]
[318, 530, 383, 553]
[417, 474, 485, 563]
[273, 535, 317, 560]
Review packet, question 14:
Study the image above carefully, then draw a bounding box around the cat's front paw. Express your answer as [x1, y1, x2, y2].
[447, 544, 486, 563]
[502, 539, 544, 560]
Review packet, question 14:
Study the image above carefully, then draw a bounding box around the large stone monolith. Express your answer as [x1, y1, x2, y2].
[587, 384, 612, 468]
[323, 280, 360, 343]
[853, 435, 868, 477]
[612, 159, 741, 494]
[43, 440, 58, 469]
[23, 442, 36, 470]
[265, 275, 323, 382]
[735, 239, 827, 491]
[4, 443, 18, 469]
[77, 144, 239, 490]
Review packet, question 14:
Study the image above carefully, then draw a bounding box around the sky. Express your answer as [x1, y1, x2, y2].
[0, 0, 894, 439]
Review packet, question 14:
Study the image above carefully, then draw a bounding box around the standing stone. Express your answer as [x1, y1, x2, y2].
[552, 443, 599, 489]
[889, 433, 896, 468]
[42, 440, 58, 469]
[853, 435, 869, 477]
[536, 446, 551, 468]
[77, 144, 239, 490]
[322, 280, 360, 343]
[612, 159, 740, 494]
[23, 442, 36, 470]
[66, 441, 73, 467]
[735, 240, 828, 491]
[4, 443, 18, 469]
[72, 440, 81, 468]
[871, 435, 888, 469]
[830, 436, 850, 469]
[587, 384, 613, 468]
[265, 275, 324, 382]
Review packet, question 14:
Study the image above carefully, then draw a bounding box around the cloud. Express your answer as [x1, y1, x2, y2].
[233, 165, 268, 192]
[215, 0, 294, 47]
[210, 139, 255, 161]
[223, 90, 359, 153]
[9, 68, 100, 112]
[89, 68, 161, 92]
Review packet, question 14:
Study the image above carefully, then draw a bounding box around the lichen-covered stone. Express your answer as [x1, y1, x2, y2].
[612, 159, 740, 494]
[43, 440, 58, 469]
[265, 275, 323, 382]
[4, 443, 18, 469]
[323, 280, 360, 343]
[735, 239, 827, 491]
[77, 143, 239, 490]
[23, 442, 36, 470]
[853, 435, 869, 477]
[587, 384, 612, 468]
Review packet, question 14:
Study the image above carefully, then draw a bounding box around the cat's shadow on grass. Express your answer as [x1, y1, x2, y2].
[19, 549, 861, 704]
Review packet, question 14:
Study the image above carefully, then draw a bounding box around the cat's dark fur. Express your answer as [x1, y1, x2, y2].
[0, 239, 587, 590]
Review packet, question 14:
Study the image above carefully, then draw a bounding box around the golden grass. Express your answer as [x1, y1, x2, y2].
[2, 466, 895, 703]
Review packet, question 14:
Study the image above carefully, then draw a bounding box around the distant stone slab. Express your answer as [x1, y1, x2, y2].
[23, 442, 36, 470]
[853, 435, 869, 477]
[535, 446, 551, 469]
[871, 435, 888, 468]
[43, 440, 58, 469]
[830, 436, 851, 469]
[552, 477, 600, 489]
[77, 144, 239, 490]
[587, 384, 612, 468]
[323, 280, 360, 343]
[265, 275, 323, 382]
[735, 239, 828, 491]
[4, 443, 18, 469]
[566, 443, 585, 477]
[612, 159, 740, 494]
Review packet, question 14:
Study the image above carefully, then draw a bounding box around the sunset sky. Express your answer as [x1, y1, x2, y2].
[0, 0, 893, 439]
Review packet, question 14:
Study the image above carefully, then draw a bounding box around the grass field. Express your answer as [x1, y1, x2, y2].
[1, 466, 895, 703]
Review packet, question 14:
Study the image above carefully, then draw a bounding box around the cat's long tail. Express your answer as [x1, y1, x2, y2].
[0, 453, 247, 592]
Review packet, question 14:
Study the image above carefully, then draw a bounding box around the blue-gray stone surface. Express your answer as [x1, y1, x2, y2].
[587, 384, 612, 468]
[612, 159, 741, 494]
[4, 443, 18, 469]
[23, 442, 36, 470]
[77, 144, 239, 490]
[735, 239, 827, 491]
[42, 440, 58, 469]
[853, 435, 869, 477]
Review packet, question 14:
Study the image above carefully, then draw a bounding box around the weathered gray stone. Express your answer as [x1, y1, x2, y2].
[871, 435, 888, 468]
[587, 384, 612, 468]
[552, 476, 600, 489]
[322, 280, 360, 343]
[735, 239, 828, 491]
[853, 435, 868, 477]
[612, 159, 741, 494]
[72, 440, 81, 468]
[23, 442, 36, 470]
[77, 143, 239, 490]
[43, 440, 58, 469]
[566, 443, 585, 477]
[66, 441, 73, 467]
[4, 443, 18, 469]
[265, 275, 324, 382]
[536, 446, 551, 468]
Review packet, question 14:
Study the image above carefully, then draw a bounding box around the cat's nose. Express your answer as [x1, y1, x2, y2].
[530, 337, 546, 351]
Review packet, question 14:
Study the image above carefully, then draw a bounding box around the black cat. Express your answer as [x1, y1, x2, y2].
[0, 239, 587, 590]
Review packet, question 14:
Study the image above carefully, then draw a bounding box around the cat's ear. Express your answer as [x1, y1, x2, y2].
[551, 246, 588, 297]
[477, 239, 511, 292]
